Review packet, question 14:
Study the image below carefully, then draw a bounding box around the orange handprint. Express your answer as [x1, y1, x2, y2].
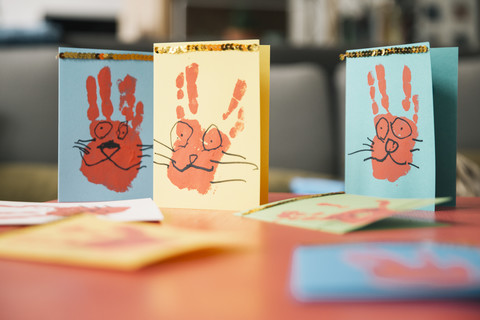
[155, 62, 258, 194]
[349, 64, 421, 182]
[74, 66, 152, 192]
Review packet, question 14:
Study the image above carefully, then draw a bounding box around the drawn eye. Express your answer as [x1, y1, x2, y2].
[391, 117, 412, 139]
[117, 122, 129, 140]
[375, 117, 389, 141]
[203, 124, 222, 151]
[94, 121, 113, 139]
[171, 121, 193, 149]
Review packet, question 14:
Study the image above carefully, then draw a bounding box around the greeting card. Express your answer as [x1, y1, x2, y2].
[58, 48, 153, 202]
[153, 40, 270, 210]
[291, 242, 480, 301]
[0, 198, 163, 225]
[343, 43, 457, 209]
[0, 215, 235, 271]
[238, 193, 445, 234]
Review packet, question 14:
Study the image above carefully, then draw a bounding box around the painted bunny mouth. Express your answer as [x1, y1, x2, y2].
[75, 139, 142, 171]
[99, 140, 120, 158]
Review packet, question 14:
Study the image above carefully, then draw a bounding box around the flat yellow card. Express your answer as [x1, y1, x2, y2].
[153, 40, 269, 210]
[0, 215, 235, 270]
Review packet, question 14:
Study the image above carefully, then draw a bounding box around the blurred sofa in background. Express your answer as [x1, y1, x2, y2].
[1, 42, 479, 201]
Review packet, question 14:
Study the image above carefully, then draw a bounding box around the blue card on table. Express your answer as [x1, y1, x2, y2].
[344, 43, 458, 209]
[291, 242, 480, 301]
[58, 48, 153, 202]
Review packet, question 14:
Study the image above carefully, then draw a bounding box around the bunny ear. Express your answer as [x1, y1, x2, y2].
[375, 64, 389, 112]
[223, 79, 247, 120]
[367, 71, 379, 115]
[118, 74, 137, 122]
[402, 65, 412, 111]
[412, 95, 419, 124]
[86, 76, 99, 121]
[185, 63, 199, 114]
[97, 67, 114, 121]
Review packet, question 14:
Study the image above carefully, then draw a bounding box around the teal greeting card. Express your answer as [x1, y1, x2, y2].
[344, 43, 457, 209]
[58, 48, 153, 202]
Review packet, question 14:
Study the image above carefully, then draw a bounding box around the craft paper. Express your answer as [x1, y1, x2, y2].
[58, 47, 153, 202]
[153, 40, 269, 210]
[0, 214, 236, 270]
[0, 198, 163, 225]
[238, 193, 446, 234]
[344, 43, 457, 209]
[291, 242, 480, 301]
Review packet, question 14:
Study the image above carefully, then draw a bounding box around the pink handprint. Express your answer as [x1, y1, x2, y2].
[155, 63, 257, 194]
[74, 66, 152, 192]
[349, 64, 421, 182]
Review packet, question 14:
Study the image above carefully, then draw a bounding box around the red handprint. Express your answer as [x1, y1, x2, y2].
[0, 204, 129, 220]
[74, 67, 152, 192]
[347, 250, 474, 287]
[155, 63, 257, 194]
[276, 200, 394, 226]
[349, 64, 421, 182]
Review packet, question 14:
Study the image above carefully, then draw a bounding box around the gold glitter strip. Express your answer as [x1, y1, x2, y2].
[339, 45, 429, 61]
[58, 52, 153, 61]
[154, 43, 259, 54]
[241, 191, 345, 216]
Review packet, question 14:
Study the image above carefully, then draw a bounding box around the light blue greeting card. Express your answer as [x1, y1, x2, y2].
[291, 242, 480, 301]
[58, 48, 153, 202]
[344, 43, 457, 209]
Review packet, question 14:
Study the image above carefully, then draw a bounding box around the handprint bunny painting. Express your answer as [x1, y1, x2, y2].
[58, 48, 153, 202]
[154, 40, 269, 210]
[75, 66, 148, 192]
[345, 43, 438, 203]
[350, 64, 421, 182]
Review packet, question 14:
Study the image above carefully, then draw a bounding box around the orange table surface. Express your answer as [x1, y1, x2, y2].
[0, 194, 480, 320]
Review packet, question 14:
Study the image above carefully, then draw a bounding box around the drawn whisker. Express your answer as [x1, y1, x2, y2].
[154, 161, 169, 168]
[367, 137, 374, 144]
[410, 148, 420, 152]
[413, 138, 423, 142]
[408, 162, 419, 169]
[137, 155, 151, 158]
[77, 138, 95, 143]
[155, 153, 173, 161]
[222, 151, 246, 160]
[74, 142, 91, 150]
[210, 160, 258, 170]
[363, 143, 373, 148]
[73, 146, 90, 154]
[348, 149, 373, 156]
[154, 139, 173, 151]
[137, 144, 153, 151]
[137, 165, 147, 170]
[211, 179, 246, 184]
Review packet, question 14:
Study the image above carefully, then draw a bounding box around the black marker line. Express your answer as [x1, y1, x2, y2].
[211, 179, 246, 184]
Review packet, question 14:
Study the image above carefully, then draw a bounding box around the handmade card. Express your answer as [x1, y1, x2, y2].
[58, 48, 153, 202]
[0, 198, 163, 225]
[343, 43, 458, 209]
[153, 40, 269, 210]
[291, 242, 480, 301]
[0, 215, 236, 271]
[238, 193, 445, 234]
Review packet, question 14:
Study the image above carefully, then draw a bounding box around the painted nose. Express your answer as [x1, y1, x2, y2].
[189, 154, 198, 164]
[385, 138, 398, 153]
[99, 140, 120, 157]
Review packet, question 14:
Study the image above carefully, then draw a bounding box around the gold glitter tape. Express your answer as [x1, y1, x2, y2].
[58, 52, 153, 61]
[155, 43, 259, 54]
[339, 45, 429, 61]
[241, 191, 345, 216]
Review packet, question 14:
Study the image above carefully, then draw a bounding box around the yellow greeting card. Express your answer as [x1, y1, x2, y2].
[0, 215, 236, 271]
[153, 40, 269, 210]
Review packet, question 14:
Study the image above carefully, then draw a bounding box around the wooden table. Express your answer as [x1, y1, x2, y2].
[1, 194, 479, 320]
